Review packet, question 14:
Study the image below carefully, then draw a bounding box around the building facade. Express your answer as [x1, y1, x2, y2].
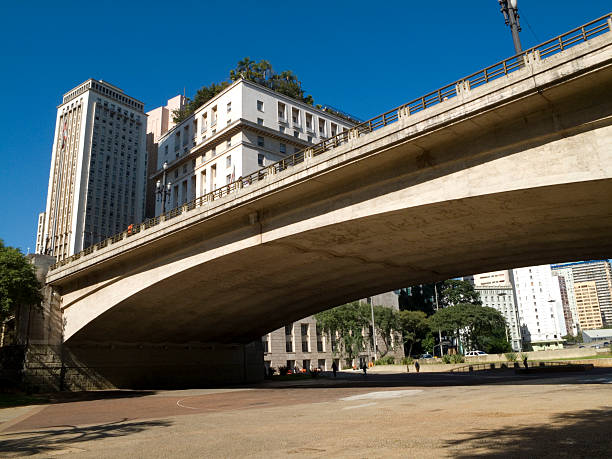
[511, 265, 567, 350]
[550, 265, 580, 335]
[262, 292, 404, 372]
[37, 79, 147, 259]
[573, 281, 604, 330]
[152, 79, 355, 215]
[551, 260, 612, 326]
[145, 95, 186, 217]
[474, 271, 522, 351]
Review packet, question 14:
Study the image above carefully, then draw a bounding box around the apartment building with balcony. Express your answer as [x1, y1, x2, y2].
[152, 79, 354, 215]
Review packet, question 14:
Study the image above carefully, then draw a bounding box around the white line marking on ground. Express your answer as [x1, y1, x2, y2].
[176, 399, 199, 410]
[340, 390, 423, 402]
[342, 403, 377, 410]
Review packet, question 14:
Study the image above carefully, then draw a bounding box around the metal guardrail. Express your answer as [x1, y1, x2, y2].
[49, 13, 612, 272]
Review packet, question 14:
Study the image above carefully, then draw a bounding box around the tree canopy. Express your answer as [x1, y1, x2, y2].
[315, 301, 370, 362]
[173, 58, 313, 123]
[0, 240, 41, 323]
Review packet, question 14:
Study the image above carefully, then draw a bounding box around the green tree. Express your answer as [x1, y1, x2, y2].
[173, 58, 314, 124]
[315, 301, 370, 364]
[0, 240, 42, 324]
[398, 310, 429, 357]
[372, 305, 400, 357]
[440, 280, 482, 307]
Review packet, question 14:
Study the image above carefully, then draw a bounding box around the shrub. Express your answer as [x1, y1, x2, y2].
[442, 354, 452, 364]
[450, 354, 465, 364]
[401, 356, 414, 365]
[375, 355, 395, 365]
[278, 366, 289, 376]
[505, 352, 518, 362]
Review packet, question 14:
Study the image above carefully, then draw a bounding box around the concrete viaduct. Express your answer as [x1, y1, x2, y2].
[34, 19, 612, 388]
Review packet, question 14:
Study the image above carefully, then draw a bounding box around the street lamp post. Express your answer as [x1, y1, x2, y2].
[498, 0, 523, 55]
[156, 161, 172, 214]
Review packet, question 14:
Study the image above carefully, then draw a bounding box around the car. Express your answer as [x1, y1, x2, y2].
[604, 342, 610, 346]
[578, 345, 585, 348]
[465, 350, 488, 357]
[420, 354, 434, 359]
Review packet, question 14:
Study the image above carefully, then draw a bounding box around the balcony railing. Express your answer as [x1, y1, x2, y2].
[48, 13, 612, 272]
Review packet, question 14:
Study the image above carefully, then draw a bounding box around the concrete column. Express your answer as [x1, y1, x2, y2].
[455, 80, 471, 96]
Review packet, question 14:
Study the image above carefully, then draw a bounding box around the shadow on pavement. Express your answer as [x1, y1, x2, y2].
[445, 408, 612, 458]
[0, 418, 172, 456]
[256, 368, 612, 390]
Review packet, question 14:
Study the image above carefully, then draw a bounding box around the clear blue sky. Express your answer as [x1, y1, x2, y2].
[0, 1, 609, 253]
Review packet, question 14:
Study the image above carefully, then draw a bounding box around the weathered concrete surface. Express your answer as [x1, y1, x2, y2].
[45, 34, 612, 356]
[1, 372, 611, 458]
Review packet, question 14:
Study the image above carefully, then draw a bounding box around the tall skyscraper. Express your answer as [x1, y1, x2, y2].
[573, 281, 604, 330]
[37, 79, 147, 260]
[550, 265, 580, 335]
[512, 265, 567, 350]
[551, 261, 612, 326]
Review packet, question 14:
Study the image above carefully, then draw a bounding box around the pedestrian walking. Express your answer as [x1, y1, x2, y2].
[332, 361, 338, 378]
[523, 356, 528, 368]
[361, 362, 367, 376]
[415, 361, 420, 373]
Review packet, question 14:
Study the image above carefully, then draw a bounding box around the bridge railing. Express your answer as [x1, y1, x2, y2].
[48, 13, 612, 272]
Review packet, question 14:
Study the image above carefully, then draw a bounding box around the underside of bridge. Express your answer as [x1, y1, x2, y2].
[44, 35, 612, 389]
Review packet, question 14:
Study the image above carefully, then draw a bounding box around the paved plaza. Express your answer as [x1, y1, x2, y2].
[1, 370, 611, 458]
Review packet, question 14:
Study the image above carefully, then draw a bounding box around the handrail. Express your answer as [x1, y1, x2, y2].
[48, 13, 612, 272]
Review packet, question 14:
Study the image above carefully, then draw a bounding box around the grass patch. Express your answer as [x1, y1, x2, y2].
[0, 393, 49, 408]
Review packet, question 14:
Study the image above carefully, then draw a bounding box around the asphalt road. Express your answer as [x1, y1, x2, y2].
[1, 369, 611, 458]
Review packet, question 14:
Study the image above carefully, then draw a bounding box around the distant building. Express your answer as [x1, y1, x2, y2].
[263, 292, 404, 372]
[37, 79, 147, 259]
[512, 265, 567, 351]
[152, 78, 354, 215]
[573, 281, 604, 330]
[145, 95, 187, 217]
[550, 265, 580, 336]
[474, 271, 522, 351]
[551, 260, 612, 326]
[582, 328, 612, 344]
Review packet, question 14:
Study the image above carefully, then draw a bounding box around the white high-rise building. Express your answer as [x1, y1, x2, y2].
[37, 79, 147, 260]
[512, 265, 567, 350]
[474, 270, 522, 351]
[152, 79, 355, 215]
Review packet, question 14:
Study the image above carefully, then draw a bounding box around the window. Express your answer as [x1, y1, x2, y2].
[226, 155, 231, 168]
[226, 174, 232, 184]
[201, 113, 207, 132]
[293, 130, 299, 138]
[331, 123, 337, 136]
[318, 119, 326, 136]
[257, 117, 264, 125]
[258, 153, 264, 166]
[279, 126, 285, 133]
[227, 138, 231, 148]
[227, 101, 231, 112]
[306, 113, 313, 130]
[257, 136, 264, 147]
[307, 135, 312, 142]
[211, 147, 216, 157]
[262, 335, 269, 353]
[292, 108, 300, 125]
[301, 324, 309, 352]
[285, 324, 293, 353]
[279, 143, 286, 154]
[211, 106, 217, 126]
[278, 102, 286, 120]
[257, 100, 264, 112]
